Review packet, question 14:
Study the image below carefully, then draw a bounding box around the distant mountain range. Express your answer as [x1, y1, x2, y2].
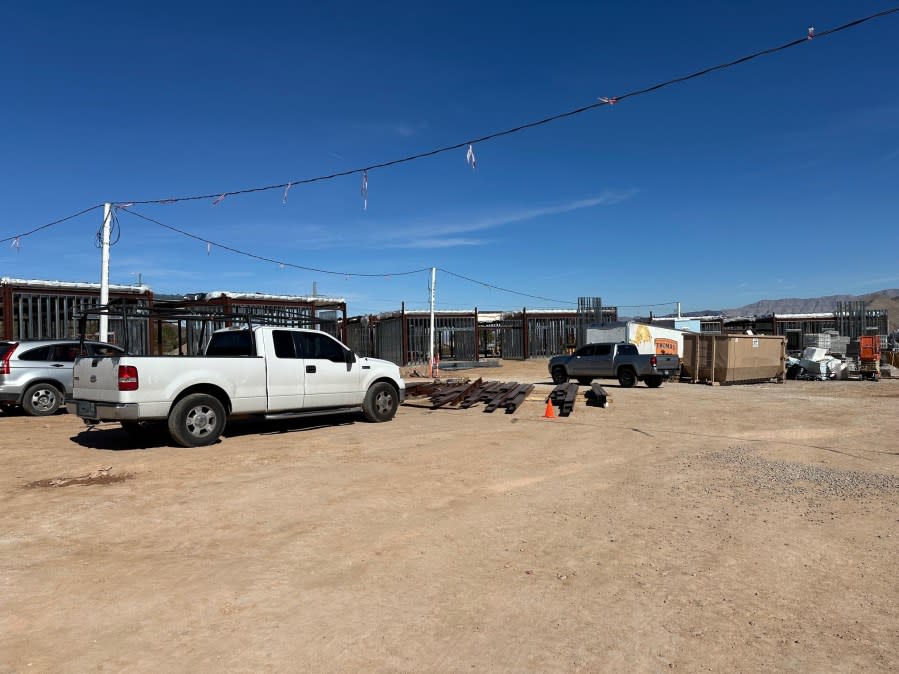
[677, 289, 899, 331]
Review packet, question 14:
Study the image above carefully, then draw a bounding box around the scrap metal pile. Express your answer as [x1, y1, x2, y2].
[405, 378, 534, 414]
[404, 379, 611, 417]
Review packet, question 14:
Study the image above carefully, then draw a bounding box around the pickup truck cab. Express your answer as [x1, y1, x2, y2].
[548, 342, 680, 388]
[67, 326, 404, 447]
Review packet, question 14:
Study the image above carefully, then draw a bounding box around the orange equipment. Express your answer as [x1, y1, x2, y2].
[858, 335, 881, 381]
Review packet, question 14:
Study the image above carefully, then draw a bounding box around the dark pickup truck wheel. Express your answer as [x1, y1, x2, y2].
[644, 375, 663, 388]
[551, 366, 569, 385]
[167, 393, 226, 447]
[617, 368, 637, 388]
[363, 382, 399, 422]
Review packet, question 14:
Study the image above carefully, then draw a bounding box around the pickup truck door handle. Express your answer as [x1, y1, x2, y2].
[51, 363, 66, 368]
[306, 365, 316, 374]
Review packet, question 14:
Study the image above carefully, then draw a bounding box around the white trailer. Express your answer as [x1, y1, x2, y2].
[585, 321, 685, 356]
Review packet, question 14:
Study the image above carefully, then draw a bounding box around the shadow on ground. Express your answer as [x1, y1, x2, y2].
[70, 412, 361, 451]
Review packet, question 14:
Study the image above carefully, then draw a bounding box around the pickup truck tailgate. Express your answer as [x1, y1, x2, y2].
[72, 356, 123, 402]
[654, 355, 680, 372]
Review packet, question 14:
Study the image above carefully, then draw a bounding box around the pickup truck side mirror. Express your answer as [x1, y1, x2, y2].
[345, 349, 356, 366]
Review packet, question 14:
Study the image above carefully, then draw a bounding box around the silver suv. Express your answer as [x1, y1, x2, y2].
[0, 340, 125, 416]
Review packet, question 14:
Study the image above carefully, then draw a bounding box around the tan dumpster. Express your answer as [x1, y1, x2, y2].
[682, 334, 786, 384]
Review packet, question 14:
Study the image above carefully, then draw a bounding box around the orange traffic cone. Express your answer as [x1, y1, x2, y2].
[544, 399, 556, 418]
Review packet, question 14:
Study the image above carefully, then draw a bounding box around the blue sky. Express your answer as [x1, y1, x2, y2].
[2, 1, 898, 315]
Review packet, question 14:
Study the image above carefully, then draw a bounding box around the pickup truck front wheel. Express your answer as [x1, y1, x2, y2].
[617, 368, 637, 388]
[551, 366, 568, 385]
[363, 382, 399, 422]
[168, 393, 226, 447]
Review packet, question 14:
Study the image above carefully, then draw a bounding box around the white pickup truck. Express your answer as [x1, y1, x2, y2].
[67, 326, 405, 447]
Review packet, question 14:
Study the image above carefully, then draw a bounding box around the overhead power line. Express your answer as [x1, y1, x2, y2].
[615, 301, 678, 309]
[437, 267, 575, 305]
[117, 207, 432, 278]
[112, 7, 899, 207]
[1, 203, 103, 246]
[3, 8, 898, 252]
[118, 208, 582, 305]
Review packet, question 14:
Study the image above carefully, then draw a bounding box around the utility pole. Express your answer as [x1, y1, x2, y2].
[429, 267, 436, 376]
[99, 203, 112, 342]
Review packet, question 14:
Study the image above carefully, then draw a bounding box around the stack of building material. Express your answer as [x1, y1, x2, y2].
[824, 330, 850, 356]
[547, 383, 578, 417]
[803, 333, 832, 350]
[405, 379, 534, 414]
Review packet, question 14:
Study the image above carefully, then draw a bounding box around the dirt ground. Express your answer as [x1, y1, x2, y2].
[2, 360, 898, 672]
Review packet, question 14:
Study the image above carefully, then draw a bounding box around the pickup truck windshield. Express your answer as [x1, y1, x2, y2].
[206, 331, 254, 356]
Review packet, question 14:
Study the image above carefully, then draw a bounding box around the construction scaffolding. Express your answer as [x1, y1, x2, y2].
[835, 301, 889, 341]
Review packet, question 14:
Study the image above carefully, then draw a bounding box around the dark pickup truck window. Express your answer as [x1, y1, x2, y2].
[617, 343, 638, 355]
[206, 331, 254, 356]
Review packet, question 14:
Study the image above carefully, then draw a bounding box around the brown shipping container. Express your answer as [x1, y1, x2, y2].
[682, 334, 786, 384]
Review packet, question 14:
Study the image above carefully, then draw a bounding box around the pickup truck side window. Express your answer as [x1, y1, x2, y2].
[594, 344, 612, 356]
[272, 330, 297, 358]
[574, 345, 594, 357]
[297, 333, 346, 363]
[206, 331, 254, 356]
[618, 343, 638, 355]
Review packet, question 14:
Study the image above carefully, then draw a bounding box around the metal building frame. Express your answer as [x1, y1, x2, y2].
[0, 279, 347, 356]
[0, 278, 152, 350]
[345, 305, 620, 365]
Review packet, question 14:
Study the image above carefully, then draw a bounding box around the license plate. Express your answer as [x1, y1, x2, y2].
[76, 401, 96, 418]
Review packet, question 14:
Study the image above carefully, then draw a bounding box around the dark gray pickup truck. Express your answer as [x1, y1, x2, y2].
[548, 342, 680, 388]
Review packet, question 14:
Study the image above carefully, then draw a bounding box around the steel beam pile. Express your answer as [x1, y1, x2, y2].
[405, 379, 534, 414]
[548, 383, 579, 417]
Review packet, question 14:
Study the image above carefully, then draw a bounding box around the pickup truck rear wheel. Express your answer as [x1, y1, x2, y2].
[363, 382, 399, 422]
[617, 368, 637, 388]
[644, 375, 663, 388]
[551, 366, 569, 385]
[22, 383, 62, 416]
[167, 393, 226, 447]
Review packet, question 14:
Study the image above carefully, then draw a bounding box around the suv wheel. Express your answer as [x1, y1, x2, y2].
[22, 383, 63, 416]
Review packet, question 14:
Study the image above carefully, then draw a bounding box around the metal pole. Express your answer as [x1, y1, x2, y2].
[429, 267, 436, 376]
[99, 203, 112, 342]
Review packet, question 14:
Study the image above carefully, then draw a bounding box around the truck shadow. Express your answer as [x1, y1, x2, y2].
[70, 425, 171, 451]
[227, 412, 358, 438]
[70, 412, 360, 451]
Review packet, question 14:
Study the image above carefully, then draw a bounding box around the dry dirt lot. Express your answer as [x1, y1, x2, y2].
[2, 360, 898, 672]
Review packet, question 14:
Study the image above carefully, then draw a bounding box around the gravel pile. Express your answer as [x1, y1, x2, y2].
[710, 446, 899, 496]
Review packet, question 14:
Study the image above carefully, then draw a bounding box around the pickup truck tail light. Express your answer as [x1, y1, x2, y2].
[0, 343, 16, 375]
[118, 365, 139, 391]
[650, 355, 658, 367]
